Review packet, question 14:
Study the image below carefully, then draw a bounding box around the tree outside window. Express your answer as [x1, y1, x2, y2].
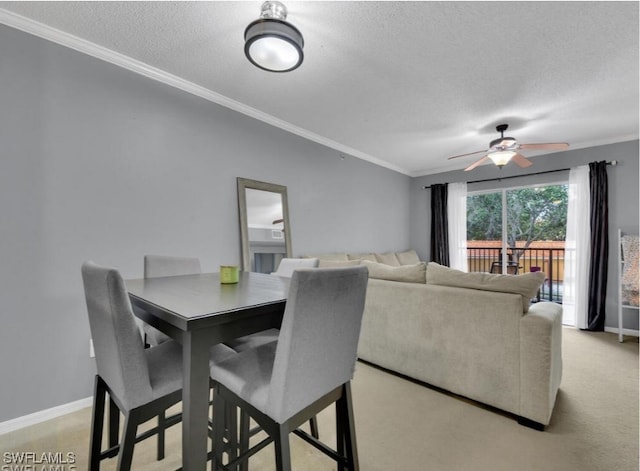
[468, 185, 568, 263]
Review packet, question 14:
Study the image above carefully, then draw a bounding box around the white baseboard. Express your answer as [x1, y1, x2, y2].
[0, 396, 93, 436]
[605, 326, 640, 337]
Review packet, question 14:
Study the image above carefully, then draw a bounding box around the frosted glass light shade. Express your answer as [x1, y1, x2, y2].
[488, 151, 516, 166]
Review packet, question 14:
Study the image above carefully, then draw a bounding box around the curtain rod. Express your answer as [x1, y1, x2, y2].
[422, 160, 618, 190]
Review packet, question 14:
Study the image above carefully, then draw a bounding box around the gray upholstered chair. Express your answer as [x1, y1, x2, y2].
[81, 261, 184, 471]
[230, 256, 322, 444]
[210, 266, 369, 471]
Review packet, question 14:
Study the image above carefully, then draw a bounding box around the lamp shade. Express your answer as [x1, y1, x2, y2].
[488, 150, 516, 167]
[244, 2, 304, 72]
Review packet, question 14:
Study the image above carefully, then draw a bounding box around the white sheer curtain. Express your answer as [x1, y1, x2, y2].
[447, 182, 468, 271]
[562, 165, 590, 327]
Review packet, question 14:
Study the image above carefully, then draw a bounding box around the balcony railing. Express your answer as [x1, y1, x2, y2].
[466, 246, 565, 303]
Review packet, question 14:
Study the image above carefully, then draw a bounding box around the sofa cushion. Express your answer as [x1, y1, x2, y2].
[318, 259, 361, 268]
[362, 260, 426, 283]
[426, 262, 545, 312]
[395, 250, 421, 265]
[375, 252, 401, 266]
[347, 253, 377, 262]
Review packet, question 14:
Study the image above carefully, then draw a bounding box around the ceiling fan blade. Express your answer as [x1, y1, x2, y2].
[464, 155, 490, 171]
[447, 149, 487, 160]
[511, 153, 533, 168]
[519, 143, 569, 151]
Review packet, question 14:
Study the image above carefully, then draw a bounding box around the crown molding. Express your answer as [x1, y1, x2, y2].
[0, 9, 410, 176]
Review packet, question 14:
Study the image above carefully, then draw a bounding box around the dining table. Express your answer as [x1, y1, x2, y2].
[126, 270, 289, 471]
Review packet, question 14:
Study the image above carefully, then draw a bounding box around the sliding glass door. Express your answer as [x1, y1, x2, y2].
[467, 184, 568, 302]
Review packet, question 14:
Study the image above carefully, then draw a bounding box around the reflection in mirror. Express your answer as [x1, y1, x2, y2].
[237, 178, 292, 273]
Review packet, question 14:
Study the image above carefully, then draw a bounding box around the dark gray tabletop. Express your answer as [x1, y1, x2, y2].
[127, 271, 290, 327]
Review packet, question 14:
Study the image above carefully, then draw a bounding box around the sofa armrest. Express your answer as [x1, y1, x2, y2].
[519, 302, 563, 426]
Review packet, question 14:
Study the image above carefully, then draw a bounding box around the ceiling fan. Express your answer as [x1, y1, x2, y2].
[448, 124, 569, 171]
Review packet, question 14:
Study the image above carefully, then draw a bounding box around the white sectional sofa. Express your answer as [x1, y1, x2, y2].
[305, 251, 563, 429]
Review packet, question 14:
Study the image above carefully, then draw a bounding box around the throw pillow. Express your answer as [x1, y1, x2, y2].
[318, 259, 361, 268]
[395, 249, 421, 265]
[426, 262, 545, 312]
[362, 260, 426, 284]
[375, 252, 401, 266]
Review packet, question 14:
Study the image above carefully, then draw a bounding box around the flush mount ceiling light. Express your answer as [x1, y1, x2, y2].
[244, 1, 304, 72]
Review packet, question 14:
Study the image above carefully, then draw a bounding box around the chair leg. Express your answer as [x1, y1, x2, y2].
[309, 416, 319, 439]
[108, 396, 120, 449]
[116, 411, 138, 471]
[341, 383, 359, 471]
[89, 377, 106, 471]
[274, 424, 292, 471]
[238, 411, 250, 471]
[157, 410, 166, 461]
[336, 400, 345, 471]
[225, 403, 238, 470]
[212, 387, 227, 471]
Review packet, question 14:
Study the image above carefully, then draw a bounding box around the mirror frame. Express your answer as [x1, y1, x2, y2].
[237, 177, 292, 272]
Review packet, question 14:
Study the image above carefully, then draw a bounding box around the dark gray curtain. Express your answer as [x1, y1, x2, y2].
[430, 183, 450, 266]
[587, 161, 609, 331]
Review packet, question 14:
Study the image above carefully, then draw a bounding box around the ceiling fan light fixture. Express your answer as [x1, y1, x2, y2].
[488, 150, 516, 167]
[449, 123, 569, 171]
[244, 1, 304, 72]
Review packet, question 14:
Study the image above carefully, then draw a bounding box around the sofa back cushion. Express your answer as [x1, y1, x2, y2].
[347, 253, 377, 262]
[305, 253, 349, 261]
[362, 260, 427, 284]
[318, 259, 361, 268]
[375, 252, 401, 266]
[396, 250, 422, 266]
[426, 262, 545, 312]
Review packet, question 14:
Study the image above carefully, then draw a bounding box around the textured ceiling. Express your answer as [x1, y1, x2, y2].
[0, 1, 638, 176]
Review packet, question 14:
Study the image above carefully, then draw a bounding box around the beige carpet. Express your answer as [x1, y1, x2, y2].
[1, 328, 637, 470]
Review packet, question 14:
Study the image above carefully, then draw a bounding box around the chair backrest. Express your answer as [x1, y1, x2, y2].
[272, 258, 319, 278]
[81, 261, 152, 410]
[144, 255, 202, 278]
[266, 266, 368, 423]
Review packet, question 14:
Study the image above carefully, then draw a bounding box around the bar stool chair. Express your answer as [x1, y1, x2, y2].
[108, 254, 203, 459]
[234, 256, 321, 442]
[210, 266, 369, 471]
[81, 261, 184, 471]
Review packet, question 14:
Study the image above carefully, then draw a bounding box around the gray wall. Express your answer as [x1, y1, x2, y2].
[0, 26, 411, 422]
[410, 140, 640, 331]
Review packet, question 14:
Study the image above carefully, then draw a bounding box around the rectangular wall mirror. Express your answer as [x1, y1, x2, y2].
[237, 177, 292, 273]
